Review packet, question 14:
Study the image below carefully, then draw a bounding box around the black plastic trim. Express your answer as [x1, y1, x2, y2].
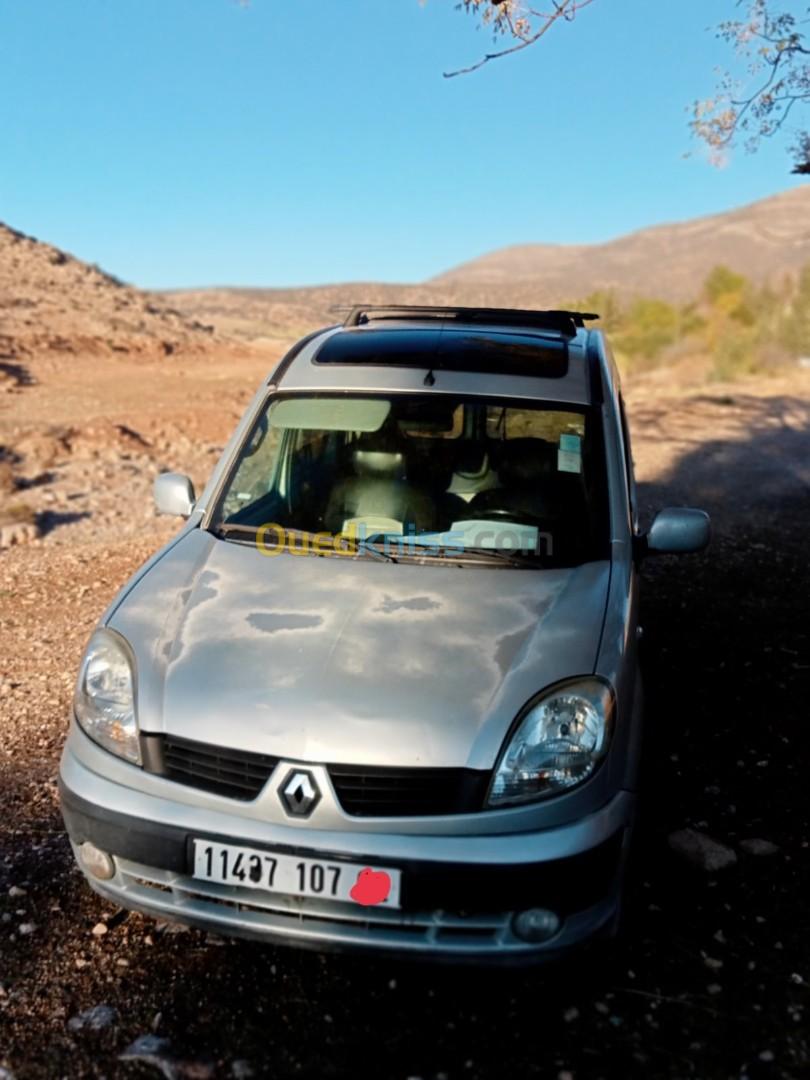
[585, 329, 606, 406]
[59, 778, 189, 873]
[328, 762, 490, 817]
[342, 305, 598, 337]
[140, 733, 278, 801]
[59, 780, 625, 915]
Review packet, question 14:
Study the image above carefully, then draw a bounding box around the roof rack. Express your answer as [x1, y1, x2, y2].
[341, 304, 600, 338]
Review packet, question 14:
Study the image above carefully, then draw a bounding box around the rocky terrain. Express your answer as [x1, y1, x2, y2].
[0, 222, 215, 367]
[1, 222, 809, 1078]
[0, 225, 269, 549]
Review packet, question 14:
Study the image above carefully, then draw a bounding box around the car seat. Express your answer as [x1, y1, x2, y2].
[323, 430, 438, 535]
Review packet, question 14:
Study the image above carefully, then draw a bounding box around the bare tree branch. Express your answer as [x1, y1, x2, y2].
[691, 1, 810, 172]
[443, 0, 596, 78]
[441, 0, 809, 172]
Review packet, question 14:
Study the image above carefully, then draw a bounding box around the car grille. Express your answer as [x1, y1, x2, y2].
[326, 763, 489, 817]
[141, 735, 490, 815]
[158, 735, 278, 800]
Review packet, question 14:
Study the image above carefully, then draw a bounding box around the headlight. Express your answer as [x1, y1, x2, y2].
[74, 630, 141, 765]
[488, 678, 614, 807]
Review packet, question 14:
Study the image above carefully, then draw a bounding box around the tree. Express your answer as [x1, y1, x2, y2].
[780, 264, 810, 354]
[448, 0, 810, 172]
[445, 0, 596, 76]
[691, 2, 810, 174]
[704, 266, 749, 307]
[615, 299, 683, 365]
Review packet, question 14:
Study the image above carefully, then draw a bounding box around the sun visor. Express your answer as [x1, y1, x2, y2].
[269, 397, 391, 432]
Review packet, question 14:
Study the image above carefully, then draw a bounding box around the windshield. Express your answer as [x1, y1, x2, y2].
[211, 393, 608, 567]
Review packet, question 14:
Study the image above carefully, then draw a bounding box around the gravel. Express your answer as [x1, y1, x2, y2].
[739, 838, 780, 857]
[1, 381, 809, 1078]
[67, 1004, 118, 1033]
[668, 829, 738, 872]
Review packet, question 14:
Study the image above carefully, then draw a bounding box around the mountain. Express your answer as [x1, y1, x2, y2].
[163, 187, 810, 341]
[432, 187, 810, 302]
[0, 222, 217, 362]
[7, 187, 801, 357]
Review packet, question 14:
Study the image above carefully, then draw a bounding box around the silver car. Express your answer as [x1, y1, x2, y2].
[59, 305, 710, 962]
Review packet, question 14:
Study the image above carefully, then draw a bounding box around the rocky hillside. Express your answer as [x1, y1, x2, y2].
[433, 187, 810, 301]
[0, 222, 216, 368]
[163, 187, 810, 339]
[161, 283, 454, 343]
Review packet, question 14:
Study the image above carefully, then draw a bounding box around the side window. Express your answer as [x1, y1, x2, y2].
[295, 428, 329, 458]
[618, 396, 638, 531]
[221, 421, 283, 520]
[485, 407, 586, 442]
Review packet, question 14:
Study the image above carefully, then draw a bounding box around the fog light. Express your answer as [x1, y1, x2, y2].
[512, 907, 561, 943]
[79, 842, 115, 881]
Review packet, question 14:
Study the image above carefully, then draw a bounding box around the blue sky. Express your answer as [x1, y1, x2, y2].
[1, 0, 806, 289]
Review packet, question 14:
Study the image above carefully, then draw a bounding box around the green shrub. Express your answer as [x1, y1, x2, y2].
[710, 329, 759, 381]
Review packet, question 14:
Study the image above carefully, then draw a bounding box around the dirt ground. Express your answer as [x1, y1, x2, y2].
[1, 350, 809, 1079]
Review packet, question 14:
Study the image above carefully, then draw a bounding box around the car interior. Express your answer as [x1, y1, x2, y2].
[219, 395, 605, 560]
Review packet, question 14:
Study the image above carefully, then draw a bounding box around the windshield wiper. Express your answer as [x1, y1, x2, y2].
[213, 526, 548, 568]
[213, 523, 261, 539]
[215, 525, 549, 567]
[212, 523, 400, 562]
[457, 546, 546, 568]
[386, 543, 533, 567]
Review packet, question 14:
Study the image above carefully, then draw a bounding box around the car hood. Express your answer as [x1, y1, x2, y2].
[110, 529, 610, 770]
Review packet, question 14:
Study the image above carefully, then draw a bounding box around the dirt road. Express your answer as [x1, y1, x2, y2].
[1, 356, 809, 1079]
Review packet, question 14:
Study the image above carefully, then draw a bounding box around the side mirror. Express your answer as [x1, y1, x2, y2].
[645, 507, 711, 556]
[154, 472, 196, 518]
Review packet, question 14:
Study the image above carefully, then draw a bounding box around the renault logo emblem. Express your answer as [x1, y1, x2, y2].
[280, 769, 321, 818]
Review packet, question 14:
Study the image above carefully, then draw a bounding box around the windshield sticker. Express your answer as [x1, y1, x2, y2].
[559, 433, 582, 453]
[558, 448, 582, 474]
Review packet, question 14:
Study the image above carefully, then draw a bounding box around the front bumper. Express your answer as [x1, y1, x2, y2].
[60, 741, 636, 963]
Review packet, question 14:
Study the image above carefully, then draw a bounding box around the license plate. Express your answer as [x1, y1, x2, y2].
[192, 839, 402, 908]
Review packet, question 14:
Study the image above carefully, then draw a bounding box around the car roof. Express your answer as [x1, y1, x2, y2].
[267, 307, 604, 407]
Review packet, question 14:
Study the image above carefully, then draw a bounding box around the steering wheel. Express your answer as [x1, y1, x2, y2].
[465, 506, 555, 529]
